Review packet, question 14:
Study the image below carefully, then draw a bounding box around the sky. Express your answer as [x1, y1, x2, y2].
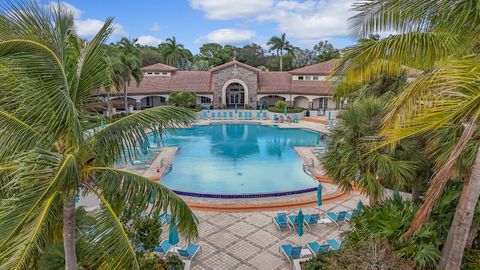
[59, 0, 359, 53]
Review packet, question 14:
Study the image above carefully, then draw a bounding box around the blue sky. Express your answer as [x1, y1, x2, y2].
[62, 0, 358, 53]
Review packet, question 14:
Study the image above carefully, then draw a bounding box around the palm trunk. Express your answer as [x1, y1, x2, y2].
[279, 49, 283, 71]
[412, 177, 420, 203]
[438, 146, 480, 270]
[63, 196, 78, 270]
[123, 82, 129, 114]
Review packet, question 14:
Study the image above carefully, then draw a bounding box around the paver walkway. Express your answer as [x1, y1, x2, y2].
[164, 192, 368, 270]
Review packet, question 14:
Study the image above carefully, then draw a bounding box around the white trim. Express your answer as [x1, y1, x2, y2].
[221, 79, 249, 106]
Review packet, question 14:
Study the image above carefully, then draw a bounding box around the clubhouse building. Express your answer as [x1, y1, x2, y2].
[106, 59, 344, 114]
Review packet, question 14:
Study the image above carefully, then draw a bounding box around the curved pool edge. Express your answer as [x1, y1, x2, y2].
[171, 186, 318, 199]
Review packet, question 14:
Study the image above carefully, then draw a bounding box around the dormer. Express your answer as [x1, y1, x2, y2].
[141, 63, 177, 77]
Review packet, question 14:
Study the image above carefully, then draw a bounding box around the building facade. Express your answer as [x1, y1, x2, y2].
[106, 59, 344, 113]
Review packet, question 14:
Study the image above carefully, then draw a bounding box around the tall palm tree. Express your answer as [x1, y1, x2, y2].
[114, 38, 143, 114]
[0, 2, 197, 270]
[322, 97, 418, 205]
[267, 33, 292, 71]
[158, 36, 192, 69]
[335, 1, 480, 268]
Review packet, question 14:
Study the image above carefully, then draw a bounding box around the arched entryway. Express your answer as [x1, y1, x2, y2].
[222, 79, 249, 108]
[293, 96, 309, 108]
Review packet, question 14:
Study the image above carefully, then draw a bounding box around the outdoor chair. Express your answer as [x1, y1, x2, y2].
[153, 240, 172, 256]
[303, 213, 320, 228]
[306, 241, 330, 255]
[177, 244, 201, 261]
[280, 243, 302, 263]
[273, 213, 290, 231]
[325, 211, 348, 226]
[326, 239, 342, 251]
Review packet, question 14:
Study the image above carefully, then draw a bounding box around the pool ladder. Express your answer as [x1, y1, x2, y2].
[303, 158, 315, 177]
[160, 158, 173, 175]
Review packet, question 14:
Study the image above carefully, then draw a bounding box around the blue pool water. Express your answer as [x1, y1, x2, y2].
[156, 123, 323, 195]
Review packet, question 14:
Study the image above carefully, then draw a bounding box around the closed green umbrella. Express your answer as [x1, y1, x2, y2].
[100, 117, 105, 129]
[260, 104, 263, 113]
[168, 222, 179, 246]
[235, 103, 237, 113]
[296, 209, 304, 245]
[284, 106, 288, 115]
[317, 184, 323, 207]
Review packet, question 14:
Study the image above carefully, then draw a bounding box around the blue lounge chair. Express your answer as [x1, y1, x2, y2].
[217, 111, 221, 120]
[177, 244, 201, 261]
[248, 112, 253, 120]
[229, 111, 233, 120]
[287, 215, 297, 227]
[202, 111, 207, 120]
[262, 112, 268, 120]
[273, 114, 279, 122]
[306, 242, 330, 255]
[345, 208, 360, 222]
[293, 114, 299, 123]
[211, 112, 215, 120]
[303, 213, 320, 228]
[153, 240, 172, 255]
[325, 211, 348, 226]
[326, 239, 342, 251]
[273, 213, 290, 231]
[280, 243, 302, 263]
[238, 111, 243, 120]
[257, 111, 261, 120]
[159, 213, 172, 224]
[223, 111, 227, 119]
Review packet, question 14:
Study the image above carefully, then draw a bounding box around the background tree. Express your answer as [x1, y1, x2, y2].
[291, 47, 318, 69]
[0, 2, 197, 269]
[158, 36, 192, 69]
[191, 59, 211, 71]
[237, 43, 267, 67]
[112, 37, 143, 114]
[313, 40, 339, 62]
[267, 33, 293, 71]
[168, 92, 197, 108]
[138, 46, 163, 67]
[336, 0, 480, 268]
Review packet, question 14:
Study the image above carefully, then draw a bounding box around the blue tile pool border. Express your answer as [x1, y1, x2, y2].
[171, 187, 318, 199]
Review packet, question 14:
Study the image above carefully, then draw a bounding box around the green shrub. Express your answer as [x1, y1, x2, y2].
[268, 106, 304, 113]
[275, 100, 286, 109]
[168, 92, 197, 108]
[165, 255, 184, 270]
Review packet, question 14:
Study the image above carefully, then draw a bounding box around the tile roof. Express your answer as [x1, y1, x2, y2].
[289, 59, 339, 75]
[209, 60, 261, 73]
[258, 72, 291, 93]
[123, 71, 211, 94]
[141, 63, 177, 72]
[290, 80, 333, 95]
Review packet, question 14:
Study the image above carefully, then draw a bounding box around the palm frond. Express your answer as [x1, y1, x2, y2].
[90, 106, 194, 165]
[80, 186, 139, 270]
[0, 110, 43, 159]
[85, 166, 198, 240]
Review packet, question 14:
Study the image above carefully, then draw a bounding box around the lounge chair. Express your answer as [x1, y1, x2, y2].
[262, 112, 268, 120]
[257, 111, 261, 120]
[273, 114, 279, 122]
[211, 112, 215, 120]
[345, 208, 359, 223]
[153, 240, 172, 255]
[217, 111, 221, 120]
[159, 213, 172, 224]
[273, 213, 290, 231]
[306, 242, 330, 255]
[248, 111, 252, 120]
[238, 112, 243, 120]
[223, 111, 227, 120]
[293, 115, 299, 123]
[280, 243, 302, 263]
[326, 239, 342, 251]
[202, 111, 207, 120]
[177, 244, 201, 261]
[325, 211, 348, 226]
[229, 111, 233, 120]
[287, 215, 297, 227]
[279, 115, 285, 123]
[303, 213, 320, 228]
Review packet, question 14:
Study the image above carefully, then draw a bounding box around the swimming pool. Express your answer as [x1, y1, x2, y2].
[156, 123, 323, 196]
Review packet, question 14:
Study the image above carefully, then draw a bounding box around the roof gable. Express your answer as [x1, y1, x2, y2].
[209, 60, 261, 73]
[289, 59, 339, 75]
[141, 63, 177, 72]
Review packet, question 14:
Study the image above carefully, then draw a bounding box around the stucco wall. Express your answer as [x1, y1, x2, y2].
[211, 64, 258, 108]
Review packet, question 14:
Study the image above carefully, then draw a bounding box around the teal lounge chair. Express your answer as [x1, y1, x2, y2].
[177, 244, 201, 261]
[280, 244, 302, 263]
[262, 111, 268, 120]
[257, 111, 261, 120]
[273, 213, 290, 231]
[303, 213, 320, 228]
[345, 208, 359, 222]
[211, 112, 215, 120]
[273, 114, 279, 122]
[223, 111, 227, 119]
[306, 242, 330, 255]
[326, 239, 342, 251]
[217, 111, 221, 120]
[153, 240, 172, 255]
[159, 213, 172, 224]
[248, 111, 253, 120]
[293, 114, 299, 123]
[287, 215, 297, 227]
[325, 211, 347, 226]
[229, 111, 233, 120]
[238, 111, 243, 120]
[202, 111, 207, 120]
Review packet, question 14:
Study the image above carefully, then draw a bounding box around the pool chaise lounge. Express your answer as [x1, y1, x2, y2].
[325, 211, 348, 226]
[279, 243, 302, 263]
[153, 240, 173, 256]
[326, 239, 342, 251]
[159, 213, 172, 224]
[177, 243, 201, 261]
[262, 111, 268, 120]
[306, 241, 330, 255]
[287, 215, 297, 227]
[229, 111, 233, 120]
[303, 213, 320, 228]
[273, 213, 290, 231]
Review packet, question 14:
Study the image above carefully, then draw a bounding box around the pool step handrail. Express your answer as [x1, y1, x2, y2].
[303, 158, 315, 177]
[160, 158, 173, 175]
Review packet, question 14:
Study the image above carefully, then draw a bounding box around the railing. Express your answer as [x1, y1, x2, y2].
[303, 158, 315, 177]
[160, 158, 172, 175]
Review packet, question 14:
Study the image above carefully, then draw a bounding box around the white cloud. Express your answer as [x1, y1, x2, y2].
[203, 29, 255, 44]
[48, 2, 82, 18]
[75, 19, 126, 37]
[191, 0, 356, 44]
[190, 0, 273, 20]
[137, 35, 163, 46]
[150, 23, 162, 32]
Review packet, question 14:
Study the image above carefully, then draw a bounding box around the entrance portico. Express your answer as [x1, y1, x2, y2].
[222, 79, 249, 108]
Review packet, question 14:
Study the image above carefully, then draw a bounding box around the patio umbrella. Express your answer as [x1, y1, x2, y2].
[328, 111, 331, 121]
[296, 210, 304, 245]
[168, 222, 179, 246]
[235, 103, 237, 113]
[100, 117, 105, 129]
[284, 106, 288, 115]
[317, 184, 323, 207]
[260, 104, 263, 113]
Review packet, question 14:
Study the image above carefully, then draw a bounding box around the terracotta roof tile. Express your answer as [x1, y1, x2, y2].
[289, 59, 339, 75]
[258, 72, 291, 93]
[141, 63, 177, 72]
[209, 60, 261, 73]
[168, 71, 211, 92]
[290, 80, 333, 95]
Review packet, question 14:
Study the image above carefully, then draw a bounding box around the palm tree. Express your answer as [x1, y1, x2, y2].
[335, 1, 480, 268]
[113, 38, 143, 114]
[322, 98, 418, 205]
[267, 33, 292, 71]
[0, 2, 197, 269]
[158, 36, 192, 69]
